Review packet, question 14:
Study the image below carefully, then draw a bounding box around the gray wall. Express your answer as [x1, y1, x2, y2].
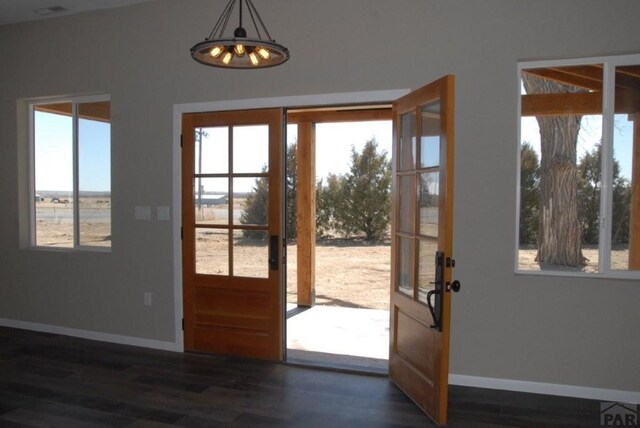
[1, 0, 639, 393]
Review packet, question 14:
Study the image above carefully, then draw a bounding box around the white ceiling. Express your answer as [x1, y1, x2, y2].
[0, 0, 156, 26]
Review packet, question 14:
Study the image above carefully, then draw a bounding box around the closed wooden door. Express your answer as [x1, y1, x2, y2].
[182, 108, 284, 361]
[389, 75, 458, 426]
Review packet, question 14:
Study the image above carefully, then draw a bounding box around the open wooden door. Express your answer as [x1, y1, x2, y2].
[389, 75, 459, 425]
[182, 108, 284, 361]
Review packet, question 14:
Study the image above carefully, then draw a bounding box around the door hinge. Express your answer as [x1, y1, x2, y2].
[180, 134, 183, 148]
[182, 318, 184, 330]
[181, 227, 183, 240]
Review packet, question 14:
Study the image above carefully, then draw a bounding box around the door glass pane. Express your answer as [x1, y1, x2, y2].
[611, 65, 640, 271]
[33, 103, 74, 248]
[398, 175, 414, 234]
[195, 127, 228, 174]
[233, 230, 269, 278]
[195, 177, 229, 224]
[195, 228, 229, 275]
[233, 125, 269, 174]
[236, 177, 268, 226]
[397, 236, 413, 297]
[418, 172, 439, 237]
[78, 101, 111, 247]
[417, 239, 437, 304]
[399, 112, 415, 171]
[420, 101, 440, 168]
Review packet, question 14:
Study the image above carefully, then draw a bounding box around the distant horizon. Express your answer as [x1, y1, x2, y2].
[35, 190, 111, 196]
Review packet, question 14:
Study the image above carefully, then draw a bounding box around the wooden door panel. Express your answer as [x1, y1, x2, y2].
[389, 356, 435, 416]
[193, 328, 276, 360]
[394, 309, 435, 377]
[194, 289, 271, 330]
[389, 76, 456, 426]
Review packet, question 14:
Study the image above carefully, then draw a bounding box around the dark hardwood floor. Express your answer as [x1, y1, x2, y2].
[0, 326, 605, 427]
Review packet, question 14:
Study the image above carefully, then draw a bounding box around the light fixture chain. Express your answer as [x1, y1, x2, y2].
[245, 0, 262, 40]
[207, 0, 237, 40]
[218, 0, 238, 38]
[246, 0, 272, 41]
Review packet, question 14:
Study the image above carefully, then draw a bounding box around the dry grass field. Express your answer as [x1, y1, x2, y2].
[518, 246, 630, 273]
[286, 241, 391, 310]
[34, 199, 111, 248]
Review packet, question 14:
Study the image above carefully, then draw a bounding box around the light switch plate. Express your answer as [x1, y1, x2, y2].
[157, 206, 170, 221]
[135, 206, 151, 220]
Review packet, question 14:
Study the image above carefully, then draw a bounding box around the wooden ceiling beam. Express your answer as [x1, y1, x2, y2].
[613, 69, 640, 92]
[34, 102, 111, 123]
[616, 65, 640, 79]
[522, 91, 640, 116]
[522, 92, 601, 116]
[523, 66, 603, 91]
[287, 108, 391, 124]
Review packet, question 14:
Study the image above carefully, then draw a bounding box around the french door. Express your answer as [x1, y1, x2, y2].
[182, 108, 284, 360]
[389, 75, 459, 426]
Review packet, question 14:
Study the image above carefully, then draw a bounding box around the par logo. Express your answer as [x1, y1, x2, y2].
[600, 402, 638, 426]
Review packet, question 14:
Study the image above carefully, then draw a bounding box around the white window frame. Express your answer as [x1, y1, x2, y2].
[29, 94, 111, 252]
[515, 53, 640, 279]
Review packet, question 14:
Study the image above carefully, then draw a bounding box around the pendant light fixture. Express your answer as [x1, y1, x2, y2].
[191, 0, 290, 69]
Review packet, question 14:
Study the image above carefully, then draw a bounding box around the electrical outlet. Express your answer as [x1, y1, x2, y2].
[144, 292, 152, 307]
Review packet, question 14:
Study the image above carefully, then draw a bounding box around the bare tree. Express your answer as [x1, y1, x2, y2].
[522, 73, 585, 266]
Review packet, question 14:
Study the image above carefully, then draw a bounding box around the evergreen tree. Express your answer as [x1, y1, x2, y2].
[519, 142, 540, 245]
[316, 173, 346, 238]
[577, 143, 631, 245]
[240, 166, 269, 240]
[577, 144, 601, 245]
[340, 139, 392, 241]
[285, 142, 297, 240]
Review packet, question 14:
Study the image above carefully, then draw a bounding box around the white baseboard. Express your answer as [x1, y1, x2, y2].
[0, 318, 180, 352]
[450, 374, 640, 403]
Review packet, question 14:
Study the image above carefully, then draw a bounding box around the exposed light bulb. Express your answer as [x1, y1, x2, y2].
[209, 46, 223, 58]
[257, 47, 271, 60]
[249, 52, 259, 65]
[234, 44, 246, 56]
[222, 51, 233, 65]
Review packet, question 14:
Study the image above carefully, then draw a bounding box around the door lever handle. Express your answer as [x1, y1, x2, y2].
[268, 235, 279, 271]
[427, 289, 441, 330]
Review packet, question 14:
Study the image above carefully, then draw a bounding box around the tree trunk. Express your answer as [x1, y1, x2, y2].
[522, 74, 585, 266]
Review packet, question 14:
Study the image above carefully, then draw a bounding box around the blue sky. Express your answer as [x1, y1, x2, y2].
[195, 121, 393, 194]
[521, 114, 634, 180]
[34, 110, 111, 192]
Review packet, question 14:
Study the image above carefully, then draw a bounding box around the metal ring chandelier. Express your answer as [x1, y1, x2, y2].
[191, 0, 290, 69]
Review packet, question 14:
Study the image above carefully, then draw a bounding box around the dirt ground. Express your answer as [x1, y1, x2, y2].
[286, 241, 391, 310]
[518, 246, 630, 273]
[34, 200, 111, 248]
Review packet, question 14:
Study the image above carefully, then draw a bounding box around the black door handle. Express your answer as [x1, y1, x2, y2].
[450, 280, 461, 292]
[428, 251, 445, 331]
[268, 235, 279, 271]
[427, 289, 441, 330]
